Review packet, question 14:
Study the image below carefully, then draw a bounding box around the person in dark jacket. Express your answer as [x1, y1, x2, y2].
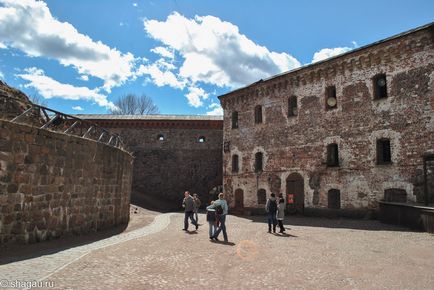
[182, 191, 198, 231]
[265, 193, 278, 233]
[206, 200, 217, 239]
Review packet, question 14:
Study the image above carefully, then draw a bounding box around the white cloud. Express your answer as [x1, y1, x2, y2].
[311, 47, 352, 63]
[143, 12, 300, 89]
[206, 102, 223, 115]
[0, 42, 6, 49]
[17, 67, 116, 110]
[72, 105, 84, 111]
[0, 0, 137, 92]
[150, 46, 174, 59]
[132, 2, 138, 7]
[137, 62, 185, 89]
[185, 86, 209, 108]
[0, 70, 4, 79]
[79, 75, 89, 81]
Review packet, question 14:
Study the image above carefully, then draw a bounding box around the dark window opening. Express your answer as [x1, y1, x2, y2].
[198, 136, 206, 143]
[373, 74, 387, 99]
[328, 189, 341, 209]
[384, 188, 407, 203]
[254, 105, 263, 124]
[255, 152, 263, 172]
[326, 143, 339, 167]
[288, 96, 297, 117]
[325, 85, 337, 110]
[223, 141, 230, 153]
[257, 189, 267, 204]
[377, 138, 392, 164]
[232, 111, 238, 129]
[158, 134, 165, 141]
[232, 154, 239, 173]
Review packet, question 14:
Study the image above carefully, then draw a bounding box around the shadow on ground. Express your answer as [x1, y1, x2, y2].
[0, 204, 161, 265]
[238, 214, 417, 232]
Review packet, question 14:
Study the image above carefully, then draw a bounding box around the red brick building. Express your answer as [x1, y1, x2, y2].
[219, 23, 434, 216]
[76, 115, 223, 210]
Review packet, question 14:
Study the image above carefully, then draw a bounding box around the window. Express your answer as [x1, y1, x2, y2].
[325, 85, 337, 110]
[257, 189, 267, 204]
[373, 74, 387, 99]
[377, 138, 392, 164]
[231, 111, 238, 129]
[255, 152, 263, 172]
[254, 105, 262, 124]
[288, 96, 297, 117]
[328, 189, 341, 209]
[198, 136, 206, 143]
[326, 143, 339, 167]
[157, 134, 165, 141]
[232, 154, 239, 173]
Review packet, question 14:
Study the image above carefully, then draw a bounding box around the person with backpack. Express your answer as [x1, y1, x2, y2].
[206, 200, 217, 239]
[182, 191, 199, 231]
[277, 197, 286, 233]
[206, 192, 228, 242]
[265, 193, 278, 233]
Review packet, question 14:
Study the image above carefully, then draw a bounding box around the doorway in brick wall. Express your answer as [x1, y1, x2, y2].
[286, 173, 304, 214]
[234, 188, 244, 214]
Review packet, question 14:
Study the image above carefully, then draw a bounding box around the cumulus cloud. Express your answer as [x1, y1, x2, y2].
[17, 67, 116, 109]
[185, 86, 208, 108]
[311, 47, 352, 63]
[0, 42, 6, 49]
[143, 12, 301, 89]
[72, 105, 84, 111]
[0, 0, 136, 92]
[206, 102, 223, 115]
[0, 70, 4, 79]
[137, 61, 185, 89]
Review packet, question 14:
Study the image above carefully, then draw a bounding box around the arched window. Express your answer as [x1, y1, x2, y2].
[255, 152, 263, 172]
[157, 134, 165, 141]
[254, 105, 262, 124]
[373, 74, 387, 99]
[328, 189, 341, 209]
[326, 143, 339, 167]
[231, 111, 238, 129]
[288, 96, 297, 116]
[232, 154, 239, 173]
[257, 189, 267, 204]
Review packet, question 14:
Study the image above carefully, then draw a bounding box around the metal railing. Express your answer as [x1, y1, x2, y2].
[2, 95, 125, 150]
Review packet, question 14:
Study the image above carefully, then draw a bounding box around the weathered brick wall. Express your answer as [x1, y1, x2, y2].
[0, 120, 133, 244]
[109, 125, 222, 210]
[220, 24, 434, 214]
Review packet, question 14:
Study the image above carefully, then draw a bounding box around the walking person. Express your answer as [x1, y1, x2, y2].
[193, 193, 201, 224]
[207, 193, 228, 242]
[277, 197, 286, 233]
[206, 201, 217, 239]
[265, 193, 278, 233]
[182, 191, 198, 231]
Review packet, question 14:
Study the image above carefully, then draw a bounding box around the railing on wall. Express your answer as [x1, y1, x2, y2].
[3, 95, 125, 150]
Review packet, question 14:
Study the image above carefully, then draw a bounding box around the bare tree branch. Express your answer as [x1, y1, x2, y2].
[29, 94, 48, 107]
[110, 94, 159, 115]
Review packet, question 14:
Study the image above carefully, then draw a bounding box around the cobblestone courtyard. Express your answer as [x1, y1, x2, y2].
[1, 206, 433, 289]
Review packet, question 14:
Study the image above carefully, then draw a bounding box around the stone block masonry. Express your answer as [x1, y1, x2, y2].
[0, 120, 133, 244]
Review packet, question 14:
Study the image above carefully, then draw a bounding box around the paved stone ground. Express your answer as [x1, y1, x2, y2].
[1, 210, 434, 289]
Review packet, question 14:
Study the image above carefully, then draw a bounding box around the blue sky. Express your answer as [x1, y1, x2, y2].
[0, 0, 433, 116]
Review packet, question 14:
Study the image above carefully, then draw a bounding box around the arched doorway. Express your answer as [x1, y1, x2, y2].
[286, 173, 304, 214]
[234, 188, 244, 213]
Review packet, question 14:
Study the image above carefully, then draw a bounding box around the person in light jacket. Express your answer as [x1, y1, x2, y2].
[206, 193, 229, 242]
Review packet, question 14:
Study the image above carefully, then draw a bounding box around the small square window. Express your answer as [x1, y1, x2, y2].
[198, 136, 206, 143]
[158, 134, 165, 141]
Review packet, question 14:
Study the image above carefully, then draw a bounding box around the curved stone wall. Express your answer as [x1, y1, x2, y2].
[0, 120, 133, 244]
